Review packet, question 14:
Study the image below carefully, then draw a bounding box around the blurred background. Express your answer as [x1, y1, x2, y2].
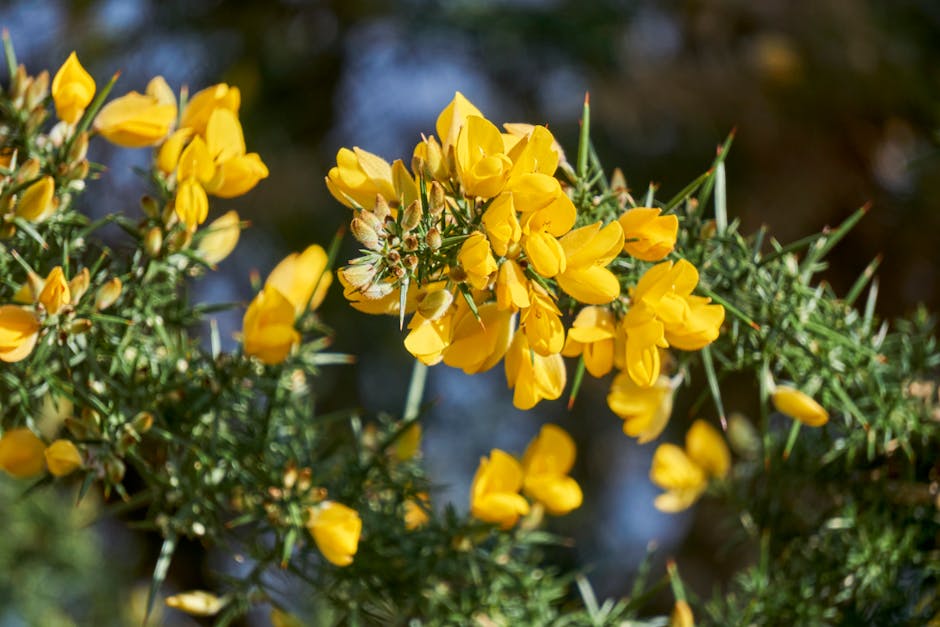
[2, 0, 940, 624]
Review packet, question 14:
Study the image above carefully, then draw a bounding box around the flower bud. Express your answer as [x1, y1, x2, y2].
[24, 70, 49, 112]
[428, 181, 446, 216]
[771, 385, 829, 427]
[166, 227, 192, 252]
[68, 131, 89, 162]
[0, 428, 46, 478]
[17, 175, 57, 222]
[66, 318, 93, 335]
[140, 195, 160, 218]
[95, 278, 123, 311]
[18, 158, 40, 182]
[38, 266, 71, 315]
[417, 288, 454, 320]
[197, 211, 240, 265]
[165, 591, 227, 617]
[144, 226, 163, 257]
[426, 227, 442, 251]
[339, 263, 377, 291]
[402, 234, 419, 252]
[132, 411, 154, 434]
[351, 217, 381, 251]
[373, 194, 391, 222]
[401, 200, 422, 232]
[104, 456, 126, 484]
[411, 154, 427, 179]
[44, 439, 82, 477]
[403, 254, 418, 270]
[362, 281, 394, 300]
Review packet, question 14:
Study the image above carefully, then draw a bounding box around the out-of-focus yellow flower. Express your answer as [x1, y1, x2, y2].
[482, 193, 521, 257]
[265, 244, 332, 314]
[772, 385, 829, 427]
[51, 51, 95, 124]
[16, 175, 57, 222]
[38, 266, 70, 315]
[0, 428, 46, 478]
[618, 207, 679, 262]
[326, 147, 416, 209]
[180, 83, 240, 137]
[306, 501, 362, 567]
[197, 210, 241, 265]
[607, 372, 673, 443]
[394, 424, 422, 461]
[436, 91, 483, 151]
[94, 76, 177, 147]
[456, 116, 513, 199]
[44, 439, 82, 477]
[522, 424, 583, 516]
[442, 301, 512, 374]
[618, 305, 669, 388]
[557, 221, 624, 305]
[505, 332, 566, 410]
[495, 259, 530, 312]
[404, 493, 430, 530]
[562, 306, 616, 378]
[242, 285, 300, 365]
[650, 419, 730, 512]
[95, 277, 123, 311]
[0, 305, 41, 363]
[470, 449, 530, 528]
[670, 600, 695, 627]
[165, 591, 227, 617]
[520, 288, 564, 356]
[458, 232, 497, 290]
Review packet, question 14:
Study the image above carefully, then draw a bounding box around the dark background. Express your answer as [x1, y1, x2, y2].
[4, 0, 940, 623]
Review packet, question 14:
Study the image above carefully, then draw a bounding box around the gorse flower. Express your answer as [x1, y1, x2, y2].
[772, 384, 829, 427]
[94, 76, 177, 147]
[0, 305, 41, 363]
[0, 428, 46, 477]
[522, 424, 583, 516]
[51, 52, 95, 124]
[470, 449, 530, 529]
[607, 372, 674, 443]
[16, 175, 57, 222]
[650, 419, 730, 512]
[306, 501, 362, 567]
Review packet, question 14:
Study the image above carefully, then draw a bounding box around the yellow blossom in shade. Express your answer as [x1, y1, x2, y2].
[442, 301, 513, 373]
[197, 210, 241, 265]
[16, 175, 57, 222]
[455, 116, 514, 199]
[436, 91, 484, 151]
[202, 108, 269, 198]
[38, 266, 71, 315]
[520, 288, 565, 356]
[618, 207, 679, 261]
[481, 193, 522, 257]
[521, 424, 583, 516]
[772, 385, 829, 427]
[175, 177, 209, 227]
[0, 305, 41, 363]
[649, 443, 708, 513]
[504, 331, 566, 410]
[685, 419, 731, 480]
[557, 221, 624, 305]
[165, 591, 226, 617]
[242, 285, 300, 365]
[93, 77, 177, 147]
[404, 311, 453, 366]
[306, 501, 362, 567]
[394, 424, 422, 461]
[619, 305, 669, 388]
[0, 428, 46, 478]
[51, 52, 95, 124]
[68, 268, 90, 304]
[326, 147, 416, 209]
[44, 439, 82, 477]
[562, 306, 616, 378]
[607, 372, 673, 443]
[470, 449, 530, 529]
[265, 244, 332, 314]
[670, 600, 695, 627]
[180, 83, 241, 137]
[495, 259, 530, 312]
[404, 493, 430, 530]
[457, 232, 497, 290]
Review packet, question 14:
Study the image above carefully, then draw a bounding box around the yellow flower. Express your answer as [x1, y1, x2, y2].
[505, 332, 566, 410]
[442, 301, 513, 374]
[618, 207, 679, 262]
[242, 285, 300, 365]
[562, 306, 616, 378]
[94, 76, 177, 147]
[481, 193, 521, 257]
[470, 449, 530, 528]
[618, 305, 669, 388]
[175, 176, 209, 228]
[180, 83, 241, 137]
[436, 91, 483, 151]
[511, 174, 577, 278]
[412, 135, 449, 181]
[265, 244, 332, 314]
[404, 493, 430, 530]
[44, 439, 82, 477]
[394, 424, 422, 461]
[521, 424, 583, 516]
[455, 116, 513, 199]
[458, 232, 497, 290]
[404, 311, 453, 366]
[504, 124, 561, 180]
[16, 175, 57, 222]
[51, 52, 95, 124]
[165, 591, 227, 617]
[202, 108, 269, 198]
[664, 295, 725, 351]
[772, 385, 829, 427]
[38, 266, 70, 315]
[607, 372, 674, 443]
[650, 419, 730, 512]
[157, 128, 193, 174]
[520, 287, 564, 356]
[196, 210, 241, 265]
[495, 258, 530, 312]
[0, 428, 46, 478]
[94, 277, 123, 311]
[326, 147, 416, 209]
[670, 600, 695, 627]
[557, 221, 624, 305]
[523, 229, 567, 278]
[0, 305, 41, 363]
[306, 501, 362, 567]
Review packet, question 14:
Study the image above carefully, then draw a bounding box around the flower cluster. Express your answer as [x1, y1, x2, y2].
[328, 93, 724, 426]
[470, 424, 582, 528]
[650, 419, 729, 512]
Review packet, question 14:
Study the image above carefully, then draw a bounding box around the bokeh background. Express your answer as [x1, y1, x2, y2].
[2, 0, 940, 624]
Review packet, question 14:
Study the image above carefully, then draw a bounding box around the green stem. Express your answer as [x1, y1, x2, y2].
[403, 359, 428, 422]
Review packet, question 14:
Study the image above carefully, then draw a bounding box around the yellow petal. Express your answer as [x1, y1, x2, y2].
[38, 266, 70, 315]
[44, 439, 83, 477]
[557, 265, 621, 305]
[242, 286, 300, 364]
[436, 91, 483, 151]
[619, 208, 679, 262]
[442, 302, 512, 374]
[772, 385, 829, 427]
[607, 372, 673, 443]
[165, 591, 227, 617]
[523, 230, 566, 278]
[307, 501, 362, 567]
[156, 128, 193, 174]
[0, 305, 41, 363]
[51, 52, 95, 124]
[265, 244, 332, 314]
[522, 424, 576, 477]
[16, 176, 57, 222]
[206, 108, 246, 163]
[650, 443, 707, 492]
[180, 83, 240, 136]
[470, 449, 530, 528]
[685, 419, 730, 479]
[94, 91, 176, 147]
[560, 221, 624, 269]
[0, 428, 46, 478]
[197, 210, 241, 265]
[174, 177, 209, 227]
[205, 153, 268, 198]
[177, 136, 216, 184]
